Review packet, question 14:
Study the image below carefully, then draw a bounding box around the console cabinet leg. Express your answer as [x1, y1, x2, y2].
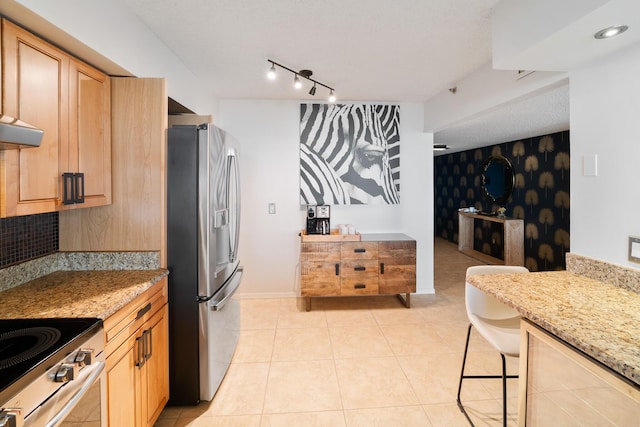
[397, 293, 411, 308]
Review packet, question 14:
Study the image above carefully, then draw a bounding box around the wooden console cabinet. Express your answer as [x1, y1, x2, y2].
[301, 233, 416, 310]
[458, 212, 524, 265]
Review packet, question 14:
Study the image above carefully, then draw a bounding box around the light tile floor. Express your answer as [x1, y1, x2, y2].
[154, 238, 519, 426]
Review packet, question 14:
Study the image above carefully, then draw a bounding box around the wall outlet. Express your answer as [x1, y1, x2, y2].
[268, 203, 276, 215]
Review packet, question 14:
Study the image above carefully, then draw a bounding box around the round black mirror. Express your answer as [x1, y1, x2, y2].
[480, 155, 514, 205]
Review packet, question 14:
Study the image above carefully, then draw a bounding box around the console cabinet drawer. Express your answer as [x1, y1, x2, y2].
[341, 277, 379, 295]
[341, 242, 378, 260]
[340, 259, 379, 276]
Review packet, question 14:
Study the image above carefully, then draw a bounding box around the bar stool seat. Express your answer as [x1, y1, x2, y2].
[456, 265, 529, 426]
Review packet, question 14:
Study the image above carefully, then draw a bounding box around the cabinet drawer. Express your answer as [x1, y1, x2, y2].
[104, 278, 168, 356]
[340, 259, 379, 276]
[301, 243, 341, 262]
[341, 277, 379, 295]
[341, 242, 378, 260]
[378, 241, 416, 258]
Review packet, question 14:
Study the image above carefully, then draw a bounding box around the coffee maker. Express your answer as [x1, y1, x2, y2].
[306, 205, 330, 235]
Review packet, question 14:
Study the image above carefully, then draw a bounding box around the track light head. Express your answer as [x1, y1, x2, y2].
[309, 85, 317, 96]
[328, 90, 336, 103]
[267, 62, 276, 80]
[293, 74, 302, 89]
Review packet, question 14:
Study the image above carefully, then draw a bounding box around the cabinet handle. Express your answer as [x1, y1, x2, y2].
[135, 335, 145, 368]
[335, 263, 340, 275]
[62, 172, 85, 204]
[354, 266, 365, 271]
[136, 303, 151, 319]
[380, 263, 385, 274]
[62, 173, 75, 205]
[354, 248, 366, 253]
[74, 172, 85, 203]
[354, 284, 366, 289]
[145, 328, 153, 360]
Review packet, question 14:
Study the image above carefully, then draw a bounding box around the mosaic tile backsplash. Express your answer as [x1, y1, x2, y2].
[0, 212, 59, 269]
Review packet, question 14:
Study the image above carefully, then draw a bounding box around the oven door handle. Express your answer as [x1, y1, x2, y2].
[44, 361, 105, 427]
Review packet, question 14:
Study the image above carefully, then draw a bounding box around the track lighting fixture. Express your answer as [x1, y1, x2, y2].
[433, 144, 449, 151]
[267, 63, 276, 80]
[266, 59, 336, 102]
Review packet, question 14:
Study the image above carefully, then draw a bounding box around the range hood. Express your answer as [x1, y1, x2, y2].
[0, 114, 44, 149]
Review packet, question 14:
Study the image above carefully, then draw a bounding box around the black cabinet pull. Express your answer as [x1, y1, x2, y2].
[62, 172, 85, 204]
[335, 263, 340, 275]
[380, 263, 385, 274]
[354, 266, 365, 271]
[145, 328, 153, 360]
[354, 284, 366, 289]
[136, 303, 151, 319]
[75, 172, 85, 203]
[354, 248, 366, 253]
[62, 173, 75, 205]
[135, 335, 145, 368]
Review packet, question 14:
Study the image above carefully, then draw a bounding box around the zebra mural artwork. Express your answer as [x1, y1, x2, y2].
[300, 103, 400, 205]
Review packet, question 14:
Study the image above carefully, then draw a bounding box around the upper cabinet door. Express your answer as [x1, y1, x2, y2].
[1, 19, 69, 217]
[69, 58, 112, 208]
[0, 19, 112, 217]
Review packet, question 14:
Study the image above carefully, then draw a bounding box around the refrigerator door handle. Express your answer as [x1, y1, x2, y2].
[227, 151, 241, 262]
[210, 267, 243, 311]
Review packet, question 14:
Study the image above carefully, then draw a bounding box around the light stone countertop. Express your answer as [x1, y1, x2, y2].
[466, 271, 640, 386]
[0, 269, 169, 320]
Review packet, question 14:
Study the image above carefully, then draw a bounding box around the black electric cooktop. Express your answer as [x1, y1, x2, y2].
[0, 317, 102, 402]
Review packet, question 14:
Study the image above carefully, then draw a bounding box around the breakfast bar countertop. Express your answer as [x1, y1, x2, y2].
[466, 271, 640, 386]
[0, 269, 169, 320]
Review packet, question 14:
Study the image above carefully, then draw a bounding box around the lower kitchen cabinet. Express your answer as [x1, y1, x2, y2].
[518, 320, 640, 426]
[301, 233, 416, 310]
[104, 278, 169, 427]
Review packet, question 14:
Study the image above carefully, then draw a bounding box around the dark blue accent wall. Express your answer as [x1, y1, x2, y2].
[434, 130, 570, 271]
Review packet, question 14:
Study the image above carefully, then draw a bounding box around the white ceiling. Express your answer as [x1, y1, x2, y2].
[435, 81, 570, 154]
[118, 0, 502, 103]
[116, 0, 573, 151]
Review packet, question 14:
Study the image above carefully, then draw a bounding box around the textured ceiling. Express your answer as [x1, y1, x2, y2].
[435, 82, 570, 154]
[118, 0, 501, 103]
[117, 0, 569, 149]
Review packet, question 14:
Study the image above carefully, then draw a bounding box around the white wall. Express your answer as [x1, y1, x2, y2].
[218, 101, 434, 297]
[570, 43, 640, 267]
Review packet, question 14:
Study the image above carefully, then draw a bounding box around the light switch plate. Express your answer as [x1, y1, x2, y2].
[268, 203, 276, 214]
[629, 236, 640, 264]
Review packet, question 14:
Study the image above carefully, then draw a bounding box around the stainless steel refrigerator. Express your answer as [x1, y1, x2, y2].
[167, 123, 242, 405]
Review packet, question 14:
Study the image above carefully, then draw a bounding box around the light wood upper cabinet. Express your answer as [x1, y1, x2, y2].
[0, 19, 111, 217]
[0, 18, 69, 217]
[59, 77, 168, 268]
[68, 58, 112, 208]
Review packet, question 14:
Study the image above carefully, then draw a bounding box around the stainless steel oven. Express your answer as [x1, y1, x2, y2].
[0, 318, 105, 427]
